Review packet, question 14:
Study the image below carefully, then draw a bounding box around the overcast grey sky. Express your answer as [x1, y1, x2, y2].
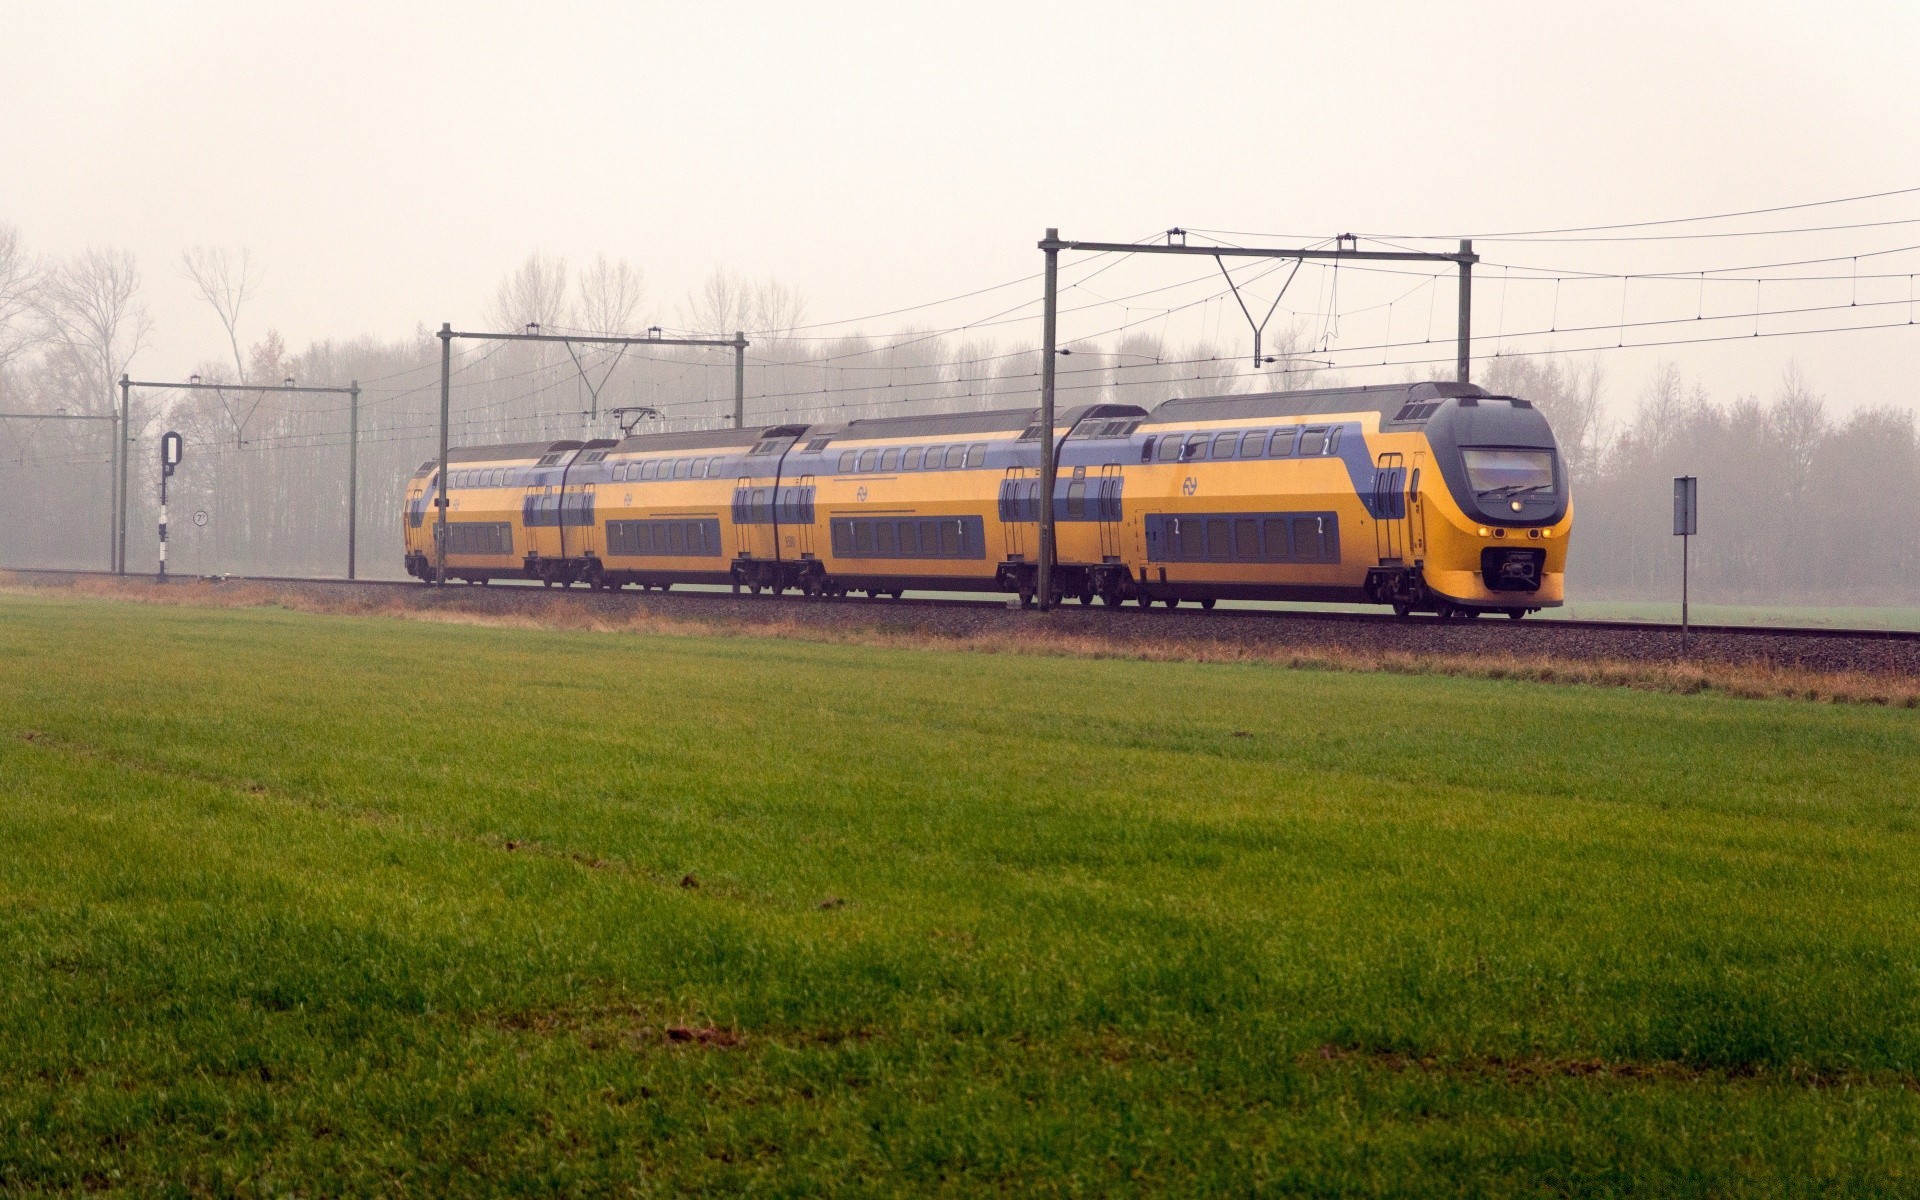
[4, 0, 1916, 411]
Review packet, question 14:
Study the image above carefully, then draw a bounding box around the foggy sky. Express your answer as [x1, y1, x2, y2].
[3, 0, 1916, 412]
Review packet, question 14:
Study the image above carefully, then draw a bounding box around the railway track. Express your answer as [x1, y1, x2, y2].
[9, 565, 1920, 677]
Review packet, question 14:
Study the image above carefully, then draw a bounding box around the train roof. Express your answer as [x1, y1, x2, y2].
[610, 426, 769, 455]
[444, 439, 604, 464]
[805, 403, 1145, 444]
[1142, 381, 1495, 425]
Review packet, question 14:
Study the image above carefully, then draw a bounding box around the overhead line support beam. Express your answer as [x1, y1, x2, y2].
[118, 376, 361, 578]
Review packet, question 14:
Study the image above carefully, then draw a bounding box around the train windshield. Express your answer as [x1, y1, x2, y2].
[1462, 448, 1555, 496]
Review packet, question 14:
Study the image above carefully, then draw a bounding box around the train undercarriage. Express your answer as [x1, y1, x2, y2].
[404, 550, 1540, 618]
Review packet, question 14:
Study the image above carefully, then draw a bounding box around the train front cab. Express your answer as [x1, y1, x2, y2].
[1386, 390, 1570, 616]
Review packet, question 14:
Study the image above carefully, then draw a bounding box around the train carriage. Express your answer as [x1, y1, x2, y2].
[598, 426, 769, 590]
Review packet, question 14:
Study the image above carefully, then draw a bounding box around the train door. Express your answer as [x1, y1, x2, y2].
[793, 474, 816, 558]
[1407, 453, 1428, 562]
[524, 483, 557, 562]
[1373, 452, 1407, 564]
[733, 476, 775, 560]
[1096, 463, 1124, 562]
[1000, 466, 1032, 560]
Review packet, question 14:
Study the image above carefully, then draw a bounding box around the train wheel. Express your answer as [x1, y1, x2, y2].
[1505, 608, 1526, 620]
[1018, 584, 1034, 608]
[1392, 602, 1412, 618]
[1200, 598, 1216, 610]
[1163, 596, 1180, 608]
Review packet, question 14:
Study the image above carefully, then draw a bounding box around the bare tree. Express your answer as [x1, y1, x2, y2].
[574, 256, 646, 335]
[182, 246, 260, 382]
[682, 268, 746, 334]
[681, 270, 806, 337]
[489, 252, 570, 332]
[37, 247, 152, 414]
[0, 224, 43, 377]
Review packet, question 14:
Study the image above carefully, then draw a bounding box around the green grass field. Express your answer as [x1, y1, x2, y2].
[3, 591, 1920, 1196]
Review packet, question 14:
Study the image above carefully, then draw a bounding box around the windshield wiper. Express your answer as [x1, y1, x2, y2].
[1479, 482, 1554, 499]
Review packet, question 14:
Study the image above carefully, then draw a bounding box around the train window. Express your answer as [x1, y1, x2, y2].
[1234, 518, 1259, 560]
[1326, 428, 1343, 454]
[1270, 428, 1297, 457]
[1239, 431, 1266, 458]
[1140, 436, 1157, 462]
[1157, 436, 1182, 462]
[612, 465, 625, 482]
[804, 437, 832, 453]
[838, 450, 856, 473]
[903, 447, 923, 470]
[1293, 515, 1327, 561]
[1212, 432, 1238, 459]
[922, 444, 943, 469]
[670, 459, 687, 480]
[1262, 518, 1289, 560]
[941, 520, 961, 555]
[858, 449, 878, 472]
[637, 461, 655, 480]
[880, 448, 900, 472]
[1206, 520, 1230, 560]
[853, 522, 875, 555]
[689, 459, 705, 479]
[1065, 480, 1086, 519]
[1299, 427, 1328, 456]
[1171, 517, 1195, 559]
[875, 522, 896, 555]
[965, 443, 988, 467]
[1181, 435, 1207, 461]
[945, 446, 968, 469]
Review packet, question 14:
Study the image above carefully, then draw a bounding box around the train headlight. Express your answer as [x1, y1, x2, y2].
[1477, 526, 1490, 537]
[1510, 500, 1523, 512]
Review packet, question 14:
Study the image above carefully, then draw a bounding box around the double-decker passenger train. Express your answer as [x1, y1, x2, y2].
[402, 381, 1570, 617]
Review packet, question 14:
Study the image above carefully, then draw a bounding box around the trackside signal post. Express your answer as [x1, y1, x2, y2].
[157, 431, 184, 579]
[1674, 475, 1698, 646]
[1034, 229, 1479, 610]
[431, 325, 750, 586]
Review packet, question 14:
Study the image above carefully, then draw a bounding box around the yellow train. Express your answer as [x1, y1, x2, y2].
[403, 381, 1569, 617]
